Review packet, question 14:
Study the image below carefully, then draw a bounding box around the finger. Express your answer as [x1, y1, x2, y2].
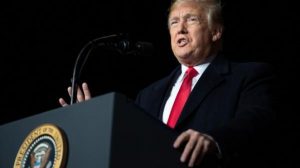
[67, 86, 72, 97]
[195, 138, 215, 166]
[82, 82, 91, 100]
[77, 86, 84, 102]
[180, 133, 198, 163]
[174, 131, 189, 148]
[59, 98, 69, 107]
[189, 136, 205, 167]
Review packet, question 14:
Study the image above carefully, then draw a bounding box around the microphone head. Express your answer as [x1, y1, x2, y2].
[118, 39, 131, 51]
[133, 41, 154, 56]
[92, 33, 154, 56]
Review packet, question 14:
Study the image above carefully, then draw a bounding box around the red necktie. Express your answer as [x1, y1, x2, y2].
[167, 67, 198, 128]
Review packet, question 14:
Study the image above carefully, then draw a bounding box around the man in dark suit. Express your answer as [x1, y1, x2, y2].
[60, 0, 277, 167]
[134, 0, 276, 167]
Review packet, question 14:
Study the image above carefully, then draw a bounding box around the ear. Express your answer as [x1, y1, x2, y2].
[211, 26, 223, 42]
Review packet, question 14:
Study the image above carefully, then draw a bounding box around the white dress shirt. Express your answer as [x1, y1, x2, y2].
[162, 62, 211, 124]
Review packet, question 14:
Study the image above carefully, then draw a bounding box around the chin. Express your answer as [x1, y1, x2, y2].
[175, 51, 192, 60]
[177, 56, 194, 66]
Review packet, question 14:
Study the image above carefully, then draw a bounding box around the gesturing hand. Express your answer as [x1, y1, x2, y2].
[174, 129, 218, 167]
[58, 82, 92, 107]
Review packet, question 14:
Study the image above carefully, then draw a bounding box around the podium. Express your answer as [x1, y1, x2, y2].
[0, 92, 187, 167]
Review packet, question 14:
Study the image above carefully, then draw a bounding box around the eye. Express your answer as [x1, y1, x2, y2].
[169, 19, 178, 27]
[187, 16, 200, 24]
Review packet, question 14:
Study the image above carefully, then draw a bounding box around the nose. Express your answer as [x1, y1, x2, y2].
[178, 21, 188, 34]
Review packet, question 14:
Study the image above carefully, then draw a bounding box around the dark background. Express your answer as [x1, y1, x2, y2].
[1, 0, 298, 166]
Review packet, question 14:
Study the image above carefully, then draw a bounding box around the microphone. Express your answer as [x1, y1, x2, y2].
[95, 39, 154, 56]
[69, 34, 153, 104]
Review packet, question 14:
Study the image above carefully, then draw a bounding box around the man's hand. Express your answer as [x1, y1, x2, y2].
[59, 82, 92, 106]
[174, 129, 218, 167]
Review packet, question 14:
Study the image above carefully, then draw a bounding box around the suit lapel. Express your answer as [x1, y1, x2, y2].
[176, 56, 230, 127]
[149, 67, 181, 119]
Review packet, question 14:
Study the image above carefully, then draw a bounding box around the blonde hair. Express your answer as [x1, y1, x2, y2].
[169, 0, 223, 29]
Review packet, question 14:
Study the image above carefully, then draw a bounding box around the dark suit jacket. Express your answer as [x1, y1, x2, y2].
[135, 55, 277, 168]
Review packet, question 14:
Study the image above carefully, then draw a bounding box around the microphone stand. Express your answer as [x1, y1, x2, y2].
[70, 34, 122, 105]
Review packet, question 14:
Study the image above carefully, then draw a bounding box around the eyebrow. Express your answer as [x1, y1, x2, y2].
[169, 13, 201, 21]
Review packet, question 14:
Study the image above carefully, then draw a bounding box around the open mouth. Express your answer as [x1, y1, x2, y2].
[177, 37, 188, 47]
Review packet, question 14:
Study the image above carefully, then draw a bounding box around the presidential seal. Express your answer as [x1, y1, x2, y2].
[14, 123, 68, 168]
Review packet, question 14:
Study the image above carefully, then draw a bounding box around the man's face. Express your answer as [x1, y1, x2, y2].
[168, 1, 218, 66]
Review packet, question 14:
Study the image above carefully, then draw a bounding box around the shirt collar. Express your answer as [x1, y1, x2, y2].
[180, 55, 216, 79]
